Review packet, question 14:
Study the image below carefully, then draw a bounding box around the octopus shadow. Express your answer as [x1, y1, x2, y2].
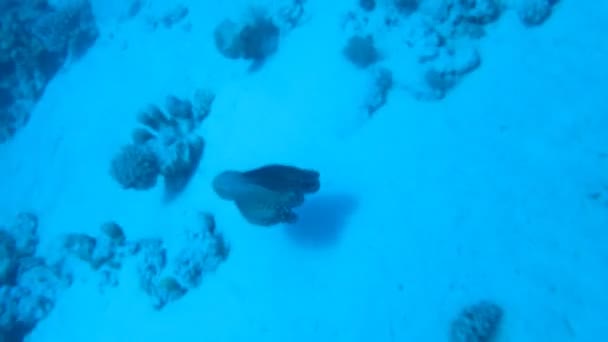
[284, 193, 358, 248]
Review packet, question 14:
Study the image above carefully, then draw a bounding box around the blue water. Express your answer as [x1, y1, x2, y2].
[0, 0, 606, 341]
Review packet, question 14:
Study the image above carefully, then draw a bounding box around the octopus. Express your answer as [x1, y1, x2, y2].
[212, 164, 320, 227]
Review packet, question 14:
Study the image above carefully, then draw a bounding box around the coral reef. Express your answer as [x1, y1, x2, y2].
[213, 165, 321, 227]
[341, 0, 560, 101]
[0, 213, 71, 341]
[135, 213, 229, 309]
[60, 214, 229, 309]
[111, 91, 214, 199]
[0, 212, 227, 336]
[0, 0, 99, 143]
[450, 301, 503, 342]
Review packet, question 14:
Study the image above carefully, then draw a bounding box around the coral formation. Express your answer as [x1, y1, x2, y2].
[171, 213, 230, 288]
[450, 301, 503, 342]
[0, 0, 98, 143]
[62, 222, 131, 271]
[213, 164, 321, 227]
[0, 213, 71, 341]
[343, 35, 380, 69]
[135, 213, 229, 309]
[110, 144, 161, 190]
[341, 0, 560, 100]
[214, 1, 309, 70]
[214, 14, 280, 68]
[111, 91, 214, 199]
[60, 214, 229, 310]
